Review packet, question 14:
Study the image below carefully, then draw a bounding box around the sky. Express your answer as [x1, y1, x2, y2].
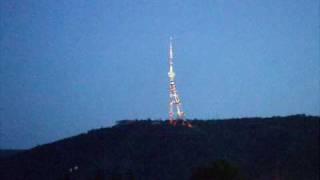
[0, 0, 319, 149]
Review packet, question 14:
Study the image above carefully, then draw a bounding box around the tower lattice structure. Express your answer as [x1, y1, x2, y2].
[167, 38, 191, 127]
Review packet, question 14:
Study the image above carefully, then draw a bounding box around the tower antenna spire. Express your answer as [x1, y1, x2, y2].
[167, 37, 192, 127]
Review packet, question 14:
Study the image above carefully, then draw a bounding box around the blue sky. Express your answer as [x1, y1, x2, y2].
[0, 0, 319, 149]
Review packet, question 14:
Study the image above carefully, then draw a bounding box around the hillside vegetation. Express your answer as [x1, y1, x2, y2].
[0, 115, 319, 180]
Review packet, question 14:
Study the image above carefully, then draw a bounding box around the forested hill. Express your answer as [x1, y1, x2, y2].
[0, 150, 25, 159]
[0, 114, 319, 180]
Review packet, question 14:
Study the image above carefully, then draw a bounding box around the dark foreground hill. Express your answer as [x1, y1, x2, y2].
[0, 150, 25, 159]
[1, 115, 319, 180]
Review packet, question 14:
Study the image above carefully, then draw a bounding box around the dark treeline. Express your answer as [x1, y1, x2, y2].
[0, 114, 319, 180]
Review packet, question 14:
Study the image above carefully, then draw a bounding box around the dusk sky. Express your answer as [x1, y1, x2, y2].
[1, 0, 319, 149]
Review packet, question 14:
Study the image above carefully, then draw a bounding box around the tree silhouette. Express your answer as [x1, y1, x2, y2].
[190, 160, 244, 180]
[94, 170, 105, 180]
[63, 173, 71, 180]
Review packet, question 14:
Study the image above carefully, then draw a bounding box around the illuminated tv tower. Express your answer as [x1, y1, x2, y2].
[168, 37, 191, 127]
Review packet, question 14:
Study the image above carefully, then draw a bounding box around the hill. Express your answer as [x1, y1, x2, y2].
[0, 115, 319, 180]
[0, 150, 25, 159]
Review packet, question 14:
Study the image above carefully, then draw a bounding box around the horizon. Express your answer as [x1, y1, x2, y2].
[1, 113, 319, 150]
[1, 0, 319, 149]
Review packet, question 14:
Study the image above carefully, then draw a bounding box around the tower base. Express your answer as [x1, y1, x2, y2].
[168, 119, 192, 128]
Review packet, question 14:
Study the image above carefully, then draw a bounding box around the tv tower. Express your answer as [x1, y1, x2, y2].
[167, 37, 191, 127]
